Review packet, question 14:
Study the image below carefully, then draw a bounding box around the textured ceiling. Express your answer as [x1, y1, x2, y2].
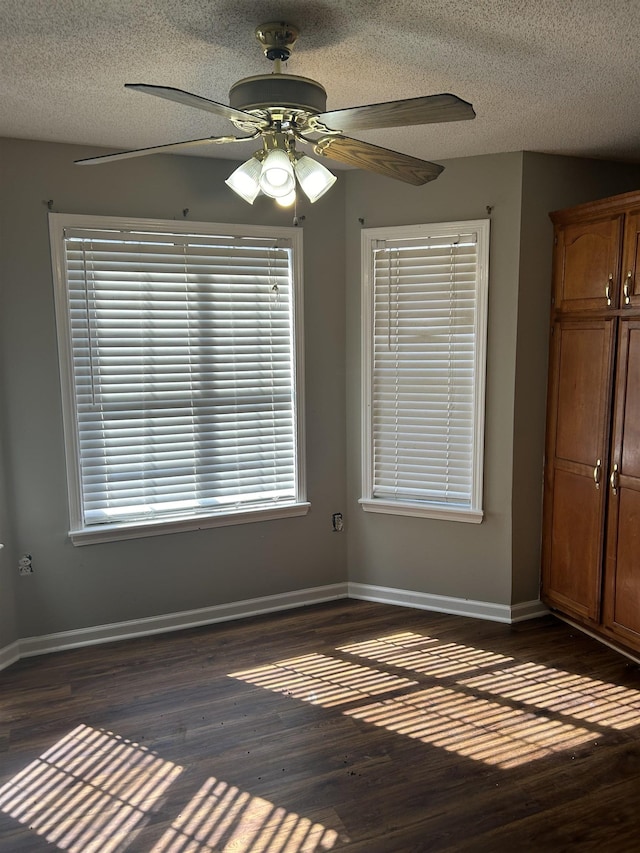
[2, 0, 640, 169]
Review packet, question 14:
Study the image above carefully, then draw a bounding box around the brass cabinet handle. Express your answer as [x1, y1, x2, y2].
[606, 274, 613, 306]
[593, 458, 602, 489]
[623, 271, 632, 305]
[610, 463, 619, 495]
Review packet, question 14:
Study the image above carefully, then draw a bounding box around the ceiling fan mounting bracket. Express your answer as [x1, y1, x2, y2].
[229, 23, 325, 123]
[255, 22, 299, 62]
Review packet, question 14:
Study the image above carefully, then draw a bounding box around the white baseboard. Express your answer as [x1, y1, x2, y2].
[6, 583, 349, 668]
[510, 599, 550, 622]
[0, 582, 549, 671]
[348, 582, 548, 624]
[0, 640, 20, 671]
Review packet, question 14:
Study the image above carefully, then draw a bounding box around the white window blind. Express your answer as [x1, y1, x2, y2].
[50, 215, 306, 542]
[361, 220, 489, 522]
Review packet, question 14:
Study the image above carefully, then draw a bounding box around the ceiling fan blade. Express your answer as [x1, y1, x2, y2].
[125, 84, 267, 127]
[312, 93, 475, 132]
[75, 134, 257, 165]
[311, 135, 443, 185]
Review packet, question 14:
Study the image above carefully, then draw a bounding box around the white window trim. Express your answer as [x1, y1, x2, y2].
[49, 213, 308, 545]
[359, 219, 490, 523]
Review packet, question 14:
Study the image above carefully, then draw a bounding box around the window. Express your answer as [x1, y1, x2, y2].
[360, 220, 490, 523]
[49, 214, 307, 544]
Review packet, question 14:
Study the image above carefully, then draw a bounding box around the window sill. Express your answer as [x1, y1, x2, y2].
[69, 502, 311, 546]
[359, 499, 483, 524]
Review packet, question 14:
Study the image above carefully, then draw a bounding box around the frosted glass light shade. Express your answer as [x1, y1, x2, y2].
[294, 155, 337, 202]
[225, 157, 262, 204]
[275, 189, 297, 207]
[259, 149, 296, 198]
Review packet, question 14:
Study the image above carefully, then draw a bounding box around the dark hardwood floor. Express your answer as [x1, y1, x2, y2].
[2, 600, 640, 852]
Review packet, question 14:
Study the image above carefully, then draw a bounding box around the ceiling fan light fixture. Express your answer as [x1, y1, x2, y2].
[225, 156, 262, 203]
[294, 155, 337, 203]
[259, 148, 296, 198]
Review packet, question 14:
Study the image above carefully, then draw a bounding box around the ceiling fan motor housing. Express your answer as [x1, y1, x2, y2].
[229, 74, 327, 116]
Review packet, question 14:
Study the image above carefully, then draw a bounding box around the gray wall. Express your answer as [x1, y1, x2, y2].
[344, 151, 640, 609]
[0, 427, 18, 649]
[344, 152, 524, 607]
[511, 152, 640, 603]
[0, 137, 347, 638]
[0, 158, 19, 647]
[3, 136, 640, 647]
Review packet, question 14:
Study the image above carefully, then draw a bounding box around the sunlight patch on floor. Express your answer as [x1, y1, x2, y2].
[460, 662, 640, 729]
[343, 686, 595, 769]
[227, 638, 636, 770]
[229, 653, 416, 707]
[153, 776, 340, 853]
[338, 632, 513, 678]
[0, 724, 182, 852]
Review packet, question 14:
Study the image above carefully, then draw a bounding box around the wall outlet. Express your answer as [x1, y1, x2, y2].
[18, 554, 33, 575]
[332, 512, 344, 532]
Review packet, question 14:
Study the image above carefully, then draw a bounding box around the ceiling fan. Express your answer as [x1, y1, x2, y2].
[76, 22, 476, 205]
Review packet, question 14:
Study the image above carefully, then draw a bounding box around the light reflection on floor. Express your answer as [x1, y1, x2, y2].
[0, 724, 182, 852]
[343, 686, 594, 768]
[153, 777, 338, 853]
[229, 652, 416, 707]
[231, 632, 640, 770]
[338, 632, 513, 678]
[460, 662, 640, 729]
[0, 726, 340, 853]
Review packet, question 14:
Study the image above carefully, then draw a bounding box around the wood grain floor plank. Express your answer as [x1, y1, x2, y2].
[1, 600, 640, 851]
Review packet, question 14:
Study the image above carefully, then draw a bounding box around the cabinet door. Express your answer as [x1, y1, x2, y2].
[621, 209, 640, 310]
[603, 320, 640, 649]
[553, 215, 623, 312]
[542, 318, 616, 623]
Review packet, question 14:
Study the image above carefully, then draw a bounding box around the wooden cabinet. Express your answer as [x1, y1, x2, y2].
[542, 318, 615, 623]
[622, 211, 640, 309]
[543, 190, 640, 657]
[552, 214, 623, 312]
[603, 319, 640, 645]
